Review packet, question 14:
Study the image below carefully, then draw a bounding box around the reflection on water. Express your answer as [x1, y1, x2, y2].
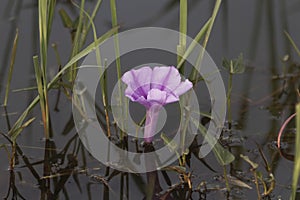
[0, 0, 300, 199]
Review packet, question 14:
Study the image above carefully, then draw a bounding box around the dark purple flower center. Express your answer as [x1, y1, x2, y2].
[132, 83, 176, 101]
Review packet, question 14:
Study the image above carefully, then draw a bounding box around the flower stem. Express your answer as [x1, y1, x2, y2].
[144, 105, 161, 143]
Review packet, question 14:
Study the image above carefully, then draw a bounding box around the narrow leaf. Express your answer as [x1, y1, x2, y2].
[285, 31, 300, 57]
[8, 27, 118, 139]
[59, 9, 73, 29]
[4, 29, 19, 106]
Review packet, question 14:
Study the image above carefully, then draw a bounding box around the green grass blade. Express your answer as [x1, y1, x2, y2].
[291, 103, 300, 199]
[10, 115, 36, 141]
[177, 18, 211, 71]
[12, 86, 38, 92]
[33, 56, 43, 104]
[177, 0, 187, 73]
[59, 9, 74, 29]
[69, 0, 112, 139]
[47, 0, 56, 42]
[179, 0, 187, 48]
[110, 0, 125, 138]
[80, 0, 103, 47]
[38, 0, 53, 139]
[69, 0, 86, 82]
[39, 0, 48, 74]
[190, 0, 222, 82]
[284, 31, 300, 57]
[60, 27, 117, 80]
[90, 0, 102, 24]
[33, 55, 49, 139]
[67, 0, 102, 82]
[8, 27, 118, 139]
[176, 0, 225, 166]
[110, 0, 121, 80]
[69, 0, 118, 141]
[4, 29, 19, 106]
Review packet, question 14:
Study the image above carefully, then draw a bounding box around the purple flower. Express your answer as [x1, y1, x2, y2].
[121, 66, 193, 142]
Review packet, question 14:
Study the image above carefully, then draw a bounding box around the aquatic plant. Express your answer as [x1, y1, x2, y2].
[121, 66, 193, 142]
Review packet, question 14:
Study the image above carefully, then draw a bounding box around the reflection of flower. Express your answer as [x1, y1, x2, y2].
[121, 66, 193, 142]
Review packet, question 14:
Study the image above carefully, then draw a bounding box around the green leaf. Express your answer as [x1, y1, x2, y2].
[59, 9, 74, 29]
[177, 18, 212, 69]
[190, 117, 235, 166]
[212, 140, 235, 165]
[4, 29, 19, 106]
[222, 53, 245, 74]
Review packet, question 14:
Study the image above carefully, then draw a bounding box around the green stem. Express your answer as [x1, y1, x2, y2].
[178, 0, 188, 164]
[178, 0, 187, 74]
[292, 103, 300, 199]
[227, 72, 232, 128]
[110, 0, 125, 140]
[100, 60, 111, 138]
[223, 165, 230, 192]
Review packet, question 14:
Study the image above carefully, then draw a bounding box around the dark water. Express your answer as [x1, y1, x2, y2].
[1, 0, 300, 199]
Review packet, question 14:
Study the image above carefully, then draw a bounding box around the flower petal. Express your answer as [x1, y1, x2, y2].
[165, 94, 179, 104]
[151, 66, 181, 92]
[124, 85, 139, 101]
[122, 66, 193, 108]
[173, 79, 193, 96]
[147, 89, 167, 106]
[121, 66, 152, 98]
